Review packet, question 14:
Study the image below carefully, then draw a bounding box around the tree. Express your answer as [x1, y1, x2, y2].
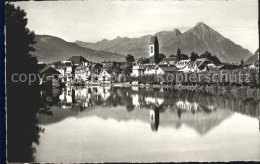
[190, 52, 199, 61]
[179, 54, 189, 60]
[6, 3, 42, 162]
[158, 53, 166, 62]
[241, 59, 244, 66]
[142, 58, 150, 64]
[200, 51, 211, 58]
[177, 48, 181, 60]
[126, 54, 135, 63]
[210, 56, 221, 65]
[200, 51, 221, 65]
[123, 65, 133, 75]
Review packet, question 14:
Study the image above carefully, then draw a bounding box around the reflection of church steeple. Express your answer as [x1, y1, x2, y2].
[177, 108, 182, 119]
[150, 107, 160, 132]
[258, 106, 260, 132]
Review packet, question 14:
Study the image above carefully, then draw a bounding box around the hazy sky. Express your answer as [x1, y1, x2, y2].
[13, 0, 258, 53]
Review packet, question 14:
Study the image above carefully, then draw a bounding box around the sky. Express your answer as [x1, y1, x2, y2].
[13, 0, 259, 53]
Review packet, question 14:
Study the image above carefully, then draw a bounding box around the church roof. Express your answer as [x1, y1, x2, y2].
[149, 36, 158, 45]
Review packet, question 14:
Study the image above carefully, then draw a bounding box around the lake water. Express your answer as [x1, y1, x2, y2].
[36, 86, 260, 162]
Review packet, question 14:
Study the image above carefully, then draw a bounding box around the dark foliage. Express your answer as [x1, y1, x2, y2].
[190, 52, 199, 61]
[126, 54, 135, 63]
[6, 3, 42, 162]
[158, 53, 166, 62]
[200, 51, 221, 64]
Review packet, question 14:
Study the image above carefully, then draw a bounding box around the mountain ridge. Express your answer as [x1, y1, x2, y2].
[245, 49, 259, 64]
[75, 22, 253, 63]
[31, 34, 125, 63]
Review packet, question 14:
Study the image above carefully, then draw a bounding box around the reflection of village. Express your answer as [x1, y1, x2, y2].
[39, 86, 260, 134]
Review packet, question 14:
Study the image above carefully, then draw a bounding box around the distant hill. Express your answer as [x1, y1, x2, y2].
[245, 49, 259, 64]
[31, 35, 125, 63]
[75, 22, 253, 63]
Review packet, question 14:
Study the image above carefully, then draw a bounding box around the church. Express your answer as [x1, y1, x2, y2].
[149, 35, 160, 64]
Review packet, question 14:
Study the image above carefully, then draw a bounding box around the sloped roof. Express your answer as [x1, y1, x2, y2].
[75, 66, 87, 71]
[67, 55, 88, 65]
[38, 63, 48, 71]
[39, 66, 61, 74]
[184, 58, 210, 69]
[91, 63, 103, 69]
[159, 66, 178, 72]
[160, 57, 177, 64]
[208, 65, 223, 71]
[145, 65, 156, 69]
[100, 69, 113, 74]
[149, 36, 158, 45]
[196, 58, 210, 68]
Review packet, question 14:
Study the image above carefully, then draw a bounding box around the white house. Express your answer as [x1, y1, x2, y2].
[158, 57, 177, 66]
[131, 65, 145, 77]
[156, 66, 178, 75]
[98, 70, 113, 83]
[175, 59, 190, 69]
[75, 66, 88, 82]
[180, 58, 213, 73]
[144, 65, 157, 75]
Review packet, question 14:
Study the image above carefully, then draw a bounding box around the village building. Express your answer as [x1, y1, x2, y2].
[131, 65, 145, 77]
[248, 63, 259, 69]
[134, 57, 149, 65]
[55, 60, 74, 82]
[180, 58, 213, 72]
[75, 66, 88, 83]
[149, 36, 160, 64]
[158, 57, 177, 66]
[39, 66, 61, 87]
[175, 59, 190, 69]
[144, 65, 157, 75]
[156, 65, 178, 75]
[67, 55, 89, 66]
[87, 63, 103, 81]
[102, 60, 116, 68]
[98, 69, 113, 83]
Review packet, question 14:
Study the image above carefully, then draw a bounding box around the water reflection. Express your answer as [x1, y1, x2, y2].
[150, 108, 159, 132]
[38, 86, 259, 134]
[35, 86, 260, 162]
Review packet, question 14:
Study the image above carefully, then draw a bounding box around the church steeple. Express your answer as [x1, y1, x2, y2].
[149, 35, 159, 64]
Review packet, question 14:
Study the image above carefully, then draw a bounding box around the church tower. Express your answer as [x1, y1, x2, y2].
[149, 35, 159, 64]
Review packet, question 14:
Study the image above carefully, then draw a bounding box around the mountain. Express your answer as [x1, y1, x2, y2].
[75, 22, 253, 63]
[31, 35, 125, 63]
[245, 49, 259, 64]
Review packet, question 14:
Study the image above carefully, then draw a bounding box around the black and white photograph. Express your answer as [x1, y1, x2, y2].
[5, 0, 260, 163]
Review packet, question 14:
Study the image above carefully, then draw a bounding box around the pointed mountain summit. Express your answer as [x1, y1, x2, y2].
[173, 28, 182, 36]
[75, 22, 253, 63]
[196, 22, 210, 28]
